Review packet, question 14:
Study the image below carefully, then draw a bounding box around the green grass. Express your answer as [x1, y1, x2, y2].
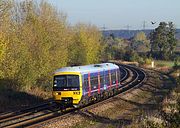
[154, 60, 175, 67]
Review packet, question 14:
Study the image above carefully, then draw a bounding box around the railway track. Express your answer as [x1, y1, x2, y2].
[0, 64, 146, 128]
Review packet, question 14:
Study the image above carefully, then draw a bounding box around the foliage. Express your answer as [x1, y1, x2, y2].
[132, 31, 150, 52]
[68, 24, 101, 65]
[142, 75, 180, 128]
[102, 22, 178, 63]
[101, 36, 127, 61]
[0, 0, 102, 91]
[0, 32, 7, 78]
[101, 35, 147, 64]
[173, 57, 180, 68]
[145, 58, 152, 65]
[155, 60, 175, 68]
[150, 22, 177, 60]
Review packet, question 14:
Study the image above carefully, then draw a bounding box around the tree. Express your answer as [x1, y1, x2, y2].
[0, 32, 7, 78]
[0, 0, 103, 91]
[0, 0, 70, 90]
[0, 0, 11, 23]
[68, 24, 101, 65]
[168, 22, 177, 55]
[150, 22, 177, 60]
[132, 31, 150, 52]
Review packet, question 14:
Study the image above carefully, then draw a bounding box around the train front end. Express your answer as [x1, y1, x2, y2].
[52, 72, 82, 107]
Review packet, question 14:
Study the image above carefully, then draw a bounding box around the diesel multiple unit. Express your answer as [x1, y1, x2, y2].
[52, 63, 121, 107]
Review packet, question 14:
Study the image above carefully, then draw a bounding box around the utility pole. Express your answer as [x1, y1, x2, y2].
[100, 24, 110, 37]
[125, 24, 131, 31]
[143, 21, 146, 30]
[101, 24, 107, 31]
[103, 24, 106, 31]
[124, 24, 131, 37]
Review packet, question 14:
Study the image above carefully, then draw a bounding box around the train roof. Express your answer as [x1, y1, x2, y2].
[54, 63, 119, 74]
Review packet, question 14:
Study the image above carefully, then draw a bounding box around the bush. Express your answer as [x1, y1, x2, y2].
[145, 58, 152, 65]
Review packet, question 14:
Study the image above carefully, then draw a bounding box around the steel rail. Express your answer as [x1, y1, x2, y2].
[0, 99, 54, 120]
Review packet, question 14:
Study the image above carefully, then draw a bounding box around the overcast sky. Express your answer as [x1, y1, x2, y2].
[47, 0, 180, 30]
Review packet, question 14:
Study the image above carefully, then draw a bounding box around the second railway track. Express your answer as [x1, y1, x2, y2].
[0, 64, 147, 128]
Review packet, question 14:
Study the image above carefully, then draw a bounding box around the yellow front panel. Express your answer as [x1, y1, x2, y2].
[52, 72, 82, 104]
[53, 91, 82, 104]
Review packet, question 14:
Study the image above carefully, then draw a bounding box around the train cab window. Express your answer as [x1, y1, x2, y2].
[67, 75, 80, 88]
[54, 76, 66, 87]
[53, 75, 80, 90]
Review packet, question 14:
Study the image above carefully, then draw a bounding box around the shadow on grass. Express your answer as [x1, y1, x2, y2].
[76, 110, 132, 127]
[113, 80, 172, 110]
[112, 74, 176, 123]
[118, 97, 159, 110]
[0, 79, 45, 112]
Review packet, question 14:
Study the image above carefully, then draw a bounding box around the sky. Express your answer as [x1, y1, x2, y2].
[47, 0, 180, 30]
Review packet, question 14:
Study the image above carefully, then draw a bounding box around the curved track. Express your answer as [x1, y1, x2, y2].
[0, 64, 146, 128]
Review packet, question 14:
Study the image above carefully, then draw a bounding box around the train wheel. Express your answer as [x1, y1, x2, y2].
[108, 92, 111, 97]
[57, 104, 66, 111]
[80, 99, 87, 108]
[97, 94, 101, 102]
[104, 92, 109, 99]
[112, 89, 116, 96]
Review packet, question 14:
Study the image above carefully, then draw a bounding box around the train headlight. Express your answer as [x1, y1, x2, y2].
[54, 92, 60, 95]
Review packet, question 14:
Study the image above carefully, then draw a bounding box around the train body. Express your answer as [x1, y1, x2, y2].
[52, 63, 121, 107]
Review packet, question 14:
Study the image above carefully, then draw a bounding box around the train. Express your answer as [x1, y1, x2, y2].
[52, 63, 121, 108]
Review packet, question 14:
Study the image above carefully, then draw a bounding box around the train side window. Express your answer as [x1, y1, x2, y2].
[111, 72, 116, 84]
[84, 78, 88, 89]
[105, 74, 109, 85]
[117, 70, 120, 82]
[100, 76, 104, 85]
[90, 76, 98, 87]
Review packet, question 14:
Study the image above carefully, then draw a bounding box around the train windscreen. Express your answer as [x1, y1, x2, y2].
[53, 75, 80, 91]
